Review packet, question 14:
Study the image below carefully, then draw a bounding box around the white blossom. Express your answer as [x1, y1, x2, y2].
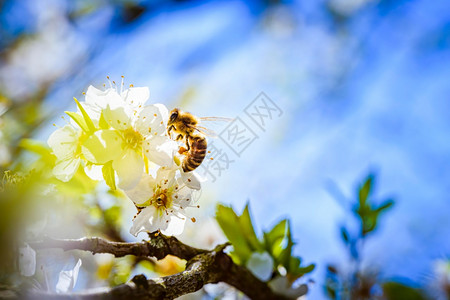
[125, 168, 198, 236]
[55, 259, 82, 293]
[80, 85, 176, 190]
[246, 251, 274, 282]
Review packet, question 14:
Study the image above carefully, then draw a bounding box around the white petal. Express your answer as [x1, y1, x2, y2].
[173, 183, 196, 206]
[130, 206, 169, 236]
[86, 86, 122, 109]
[121, 87, 149, 108]
[155, 168, 177, 186]
[47, 125, 79, 161]
[81, 130, 122, 164]
[154, 103, 169, 126]
[103, 105, 131, 130]
[161, 213, 186, 236]
[84, 164, 104, 181]
[180, 170, 202, 190]
[246, 252, 274, 282]
[53, 158, 81, 182]
[143, 137, 177, 167]
[124, 173, 156, 205]
[85, 85, 108, 106]
[113, 148, 144, 190]
[56, 259, 82, 293]
[134, 105, 167, 137]
[19, 244, 36, 277]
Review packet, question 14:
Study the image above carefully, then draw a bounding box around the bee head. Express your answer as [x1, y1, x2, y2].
[168, 108, 179, 124]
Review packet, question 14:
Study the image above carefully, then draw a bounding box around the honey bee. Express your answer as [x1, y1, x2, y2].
[166, 108, 229, 172]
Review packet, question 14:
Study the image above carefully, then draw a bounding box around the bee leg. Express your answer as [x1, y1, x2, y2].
[167, 125, 174, 137]
[176, 134, 184, 141]
[185, 135, 191, 151]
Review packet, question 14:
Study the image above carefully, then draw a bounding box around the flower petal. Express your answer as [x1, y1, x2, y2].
[173, 182, 196, 206]
[47, 125, 79, 161]
[180, 170, 202, 190]
[84, 164, 104, 181]
[81, 130, 122, 164]
[143, 136, 177, 167]
[56, 259, 82, 293]
[154, 103, 169, 126]
[134, 105, 167, 137]
[86, 86, 122, 109]
[103, 105, 131, 131]
[121, 87, 149, 108]
[161, 212, 186, 236]
[246, 252, 274, 282]
[53, 158, 81, 182]
[125, 172, 156, 205]
[113, 148, 144, 190]
[155, 167, 177, 187]
[130, 206, 169, 236]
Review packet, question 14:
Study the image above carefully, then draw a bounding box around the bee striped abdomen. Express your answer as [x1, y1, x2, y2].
[182, 136, 207, 172]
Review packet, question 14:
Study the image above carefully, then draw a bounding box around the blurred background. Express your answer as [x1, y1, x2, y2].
[1, 0, 450, 299]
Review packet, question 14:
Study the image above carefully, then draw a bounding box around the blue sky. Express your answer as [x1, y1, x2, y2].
[1, 0, 450, 298]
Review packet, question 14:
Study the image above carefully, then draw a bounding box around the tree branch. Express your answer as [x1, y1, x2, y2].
[30, 234, 206, 261]
[26, 235, 298, 300]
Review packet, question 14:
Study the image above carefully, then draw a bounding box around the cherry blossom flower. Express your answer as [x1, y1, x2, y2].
[125, 168, 198, 236]
[79, 84, 176, 190]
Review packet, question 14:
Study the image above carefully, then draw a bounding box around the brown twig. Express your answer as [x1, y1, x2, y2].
[26, 235, 297, 300]
[31, 234, 206, 261]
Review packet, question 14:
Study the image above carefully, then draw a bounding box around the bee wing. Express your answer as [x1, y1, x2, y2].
[195, 116, 234, 137]
[186, 124, 218, 138]
[198, 117, 234, 122]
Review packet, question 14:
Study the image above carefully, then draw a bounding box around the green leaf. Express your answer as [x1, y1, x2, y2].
[102, 161, 116, 190]
[362, 212, 378, 236]
[296, 263, 315, 275]
[359, 174, 374, 206]
[73, 97, 96, 132]
[263, 219, 287, 261]
[288, 256, 315, 277]
[376, 199, 394, 213]
[264, 220, 287, 247]
[99, 110, 110, 129]
[238, 203, 262, 251]
[288, 256, 301, 273]
[65, 111, 89, 133]
[279, 220, 294, 269]
[216, 204, 252, 263]
[382, 282, 426, 300]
